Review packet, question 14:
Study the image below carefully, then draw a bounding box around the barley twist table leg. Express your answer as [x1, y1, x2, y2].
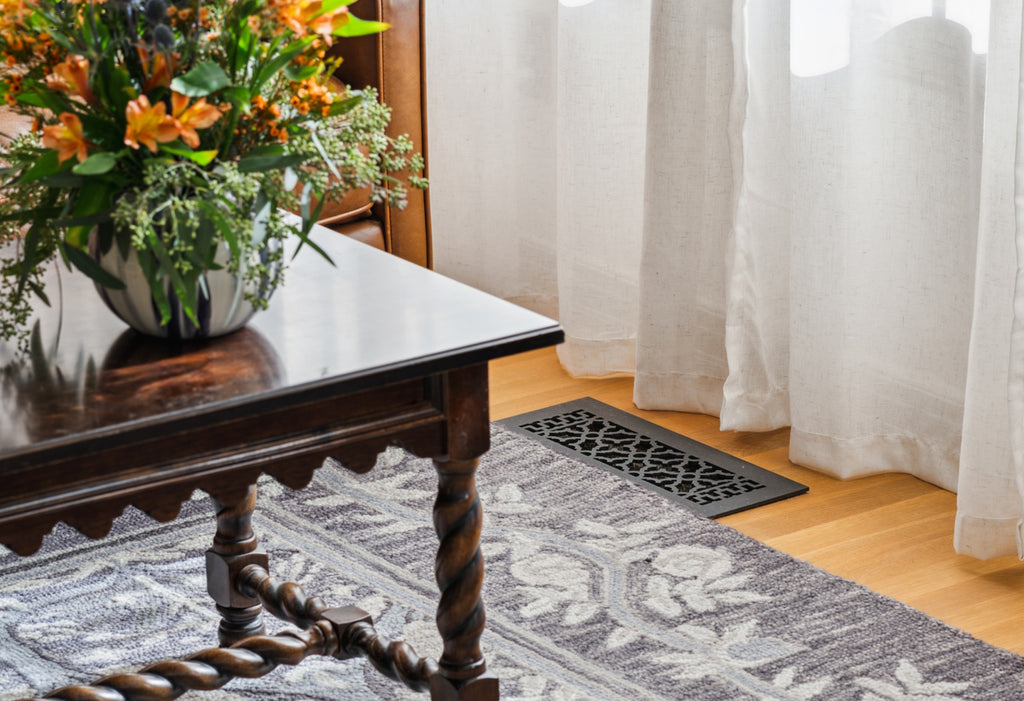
[206, 485, 268, 646]
[430, 457, 498, 700]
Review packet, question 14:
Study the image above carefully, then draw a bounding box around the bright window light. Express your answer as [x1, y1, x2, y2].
[791, 0, 990, 77]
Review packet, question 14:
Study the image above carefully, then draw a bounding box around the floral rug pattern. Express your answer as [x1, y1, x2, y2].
[2, 426, 1023, 700]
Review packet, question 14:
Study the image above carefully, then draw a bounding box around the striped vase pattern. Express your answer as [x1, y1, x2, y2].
[91, 237, 277, 340]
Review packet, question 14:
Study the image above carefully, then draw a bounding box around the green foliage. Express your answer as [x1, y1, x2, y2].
[0, 0, 428, 349]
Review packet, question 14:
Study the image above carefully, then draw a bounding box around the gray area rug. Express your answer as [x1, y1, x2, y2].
[2, 425, 1024, 700]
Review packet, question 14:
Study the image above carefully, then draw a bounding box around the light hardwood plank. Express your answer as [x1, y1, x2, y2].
[489, 347, 1024, 655]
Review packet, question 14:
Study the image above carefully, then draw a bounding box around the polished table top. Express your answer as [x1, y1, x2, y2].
[0, 227, 562, 467]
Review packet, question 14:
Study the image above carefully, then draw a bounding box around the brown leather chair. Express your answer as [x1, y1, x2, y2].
[322, 0, 432, 269]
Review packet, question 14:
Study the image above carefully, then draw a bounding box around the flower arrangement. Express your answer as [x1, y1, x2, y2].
[0, 0, 426, 349]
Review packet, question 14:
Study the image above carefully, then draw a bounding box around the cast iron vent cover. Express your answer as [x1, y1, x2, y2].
[499, 398, 807, 518]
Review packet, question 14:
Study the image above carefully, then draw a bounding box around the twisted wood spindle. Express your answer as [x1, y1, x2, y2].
[236, 563, 328, 629]
[238, 563, 439, 691]
[34, 624, 338, 701]
[340, 620, 439, 691]
[432, 457, 487, 682]
[208, 485, 265, 645]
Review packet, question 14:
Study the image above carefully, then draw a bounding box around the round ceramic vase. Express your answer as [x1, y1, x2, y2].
[90, 237, 276, 340]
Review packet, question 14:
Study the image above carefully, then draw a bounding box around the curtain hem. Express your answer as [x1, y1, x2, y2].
[953, 513, 1021, 560]
[790, 428, 959, 492]
[720, 387, 790, 432]
[633, 372, 725, 417]
[557, 337, 636, 377]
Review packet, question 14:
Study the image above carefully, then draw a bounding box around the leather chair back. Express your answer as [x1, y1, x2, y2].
[326, 0, 432, 268]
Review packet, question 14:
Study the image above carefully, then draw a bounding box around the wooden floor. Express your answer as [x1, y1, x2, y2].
[489, 347, 1024, 655]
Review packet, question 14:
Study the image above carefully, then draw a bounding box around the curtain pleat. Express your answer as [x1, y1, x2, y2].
[633, 0, 734, 415]
[425, 0, 1024, 559]
[955, 0, 1021, 559]
[554, 0, 651, 376]
[719, 0, 792, 432]
[1005, 0, 1024, 559]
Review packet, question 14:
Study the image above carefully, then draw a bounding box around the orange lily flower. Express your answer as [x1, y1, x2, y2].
[273, 0, 348, 42]
[305, 3, 349, 42]
[136, 46, 177, 91]
[124, 95, 178, 153]
[170, 92, 222, 148]
[49, 55, 96, 104]
[41, 112, 91, 164]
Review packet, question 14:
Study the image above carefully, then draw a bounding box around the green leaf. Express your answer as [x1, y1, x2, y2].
[94, 219, 116, 257]
[21, 87, 70, 113]
[18, 151, 62, 183]
[227, 19, 256, 76]
[328, 94, 363, 117]
[237, 152, 308, 173]
[16, 222, 43, 299]
[61, 242, 126, 290]
[221, 86, 252, 108]
[245, 144, 286, 158]
[320, 0, 356, 11]
[64, 179, 117, 248]
[192, 214, 218, 268]
[95, 66, 134, 116]
[145, 227, 197, 324]
[51, 211, 111, 229]
[197, 200, 239, 260]
[15, 92, 47, 108]
[135, 250, 172, 324]
[253, 38, 314, 92]
[25, 280, 50, 307]
[283, 63, 320, 82]
[38, 172, 85, 188]
[292, 221, 334, 266]
[72, 152, 117, 175]
[0, 207, 48, 223]
[333, 15, 390, 38]
[160, 145, 218, 166]
[171, 61, 231, 98]
[45, 29, 75, 52]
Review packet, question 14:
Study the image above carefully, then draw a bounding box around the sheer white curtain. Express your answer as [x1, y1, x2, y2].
[424, 0, 1024, 560]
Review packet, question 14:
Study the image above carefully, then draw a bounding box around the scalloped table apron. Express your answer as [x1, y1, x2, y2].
[0, 226, 563, 701]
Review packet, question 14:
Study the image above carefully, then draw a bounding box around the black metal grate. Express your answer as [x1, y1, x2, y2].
[518, 408, 766, 506]
[501, 398, 807, 518]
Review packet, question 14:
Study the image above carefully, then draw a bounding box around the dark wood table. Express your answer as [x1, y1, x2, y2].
[0, 227, 563, 700]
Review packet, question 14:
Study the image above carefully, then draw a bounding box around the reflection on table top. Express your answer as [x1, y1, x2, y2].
[1, 227, 562, 459]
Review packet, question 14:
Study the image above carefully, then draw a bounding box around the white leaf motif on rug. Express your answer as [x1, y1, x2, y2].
[487, 662, 592, 701]
[509, 547, 597, 624]
[605, 627, 643, 650]
[854, 659, 972, 700]
[644, 544, 770, 614]
[656, 620, 804, 681]
[4, 427, 1024, 700]
[481, 483, 537, 516]
[772, 665, 834, 700]
[573, 517, 679, 564]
